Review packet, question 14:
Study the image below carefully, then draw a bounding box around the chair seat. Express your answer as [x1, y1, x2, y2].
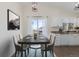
[15, 45, 26, 51]
[15, 45, 21, 50]
[30, 44, 41, 49]
[30, 44, 41, 57]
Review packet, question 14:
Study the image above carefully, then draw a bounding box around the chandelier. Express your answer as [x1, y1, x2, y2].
[75, 2, 79, 8]
[32, 2, 38, 12]
[74, 2, 79, 10]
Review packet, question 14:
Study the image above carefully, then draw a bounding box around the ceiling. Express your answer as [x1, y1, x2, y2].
[20, 2, 79, 13]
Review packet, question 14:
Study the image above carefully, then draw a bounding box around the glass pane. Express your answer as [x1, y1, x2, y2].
[38, 19, 43, 28]
[32, 20, 37, 30]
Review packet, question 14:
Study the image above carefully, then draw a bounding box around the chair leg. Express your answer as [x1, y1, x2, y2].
[51, 49, 54, 57]
[34, 49, 37, 57]
[15, 51, 19, 57]
[27, 48, 29, 55]
[25, 50, 26, 57]
[18, 51, 19, 56]
[15, 51, 17, 57]
[49, 50, 51, 53]
[41, 50, 44, 57]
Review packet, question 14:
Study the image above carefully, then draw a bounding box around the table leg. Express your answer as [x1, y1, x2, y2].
[21, 44, 23, 57]
[45, 44, 47, 57]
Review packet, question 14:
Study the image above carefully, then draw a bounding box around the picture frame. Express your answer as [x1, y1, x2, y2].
[7, 9, 20, 30]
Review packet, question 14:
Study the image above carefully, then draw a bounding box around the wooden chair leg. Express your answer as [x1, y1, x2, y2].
[49, 50, 51, 53]
[18, 51, 19, 56]
[51, 49, 54, 57]
[34, 49, 38, 57]
[15, 51, 20, 57]
[41, 50, 44, 57]
[15, 51, 17, 57]
[23, 51, 25, 57]
[27, 48, 29, 55]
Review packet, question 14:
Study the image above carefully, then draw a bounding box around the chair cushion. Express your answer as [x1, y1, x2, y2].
[30, 44, 41, 49]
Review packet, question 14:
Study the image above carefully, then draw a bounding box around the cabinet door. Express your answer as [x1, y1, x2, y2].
[69, 34, 79, 45]
[55, 34, 70, 46]
[55, 34, 79, 46]
[55, 35, 61, 45]
[60, 34, 70, 45]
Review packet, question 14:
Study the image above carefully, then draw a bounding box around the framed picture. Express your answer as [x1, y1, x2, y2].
[7, 9, 20, 30]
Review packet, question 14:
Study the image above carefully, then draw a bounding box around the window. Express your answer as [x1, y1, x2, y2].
[32, 16, 47, 36]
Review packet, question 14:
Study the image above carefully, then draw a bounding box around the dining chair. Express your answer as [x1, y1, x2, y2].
[30, 44, 41, 57]
[23, 34, 33, 55]
[41, 33, 56, 57]
[13, 35, 27, 57]
[13, 33, 30, 57]
[29, 34, 41, 57]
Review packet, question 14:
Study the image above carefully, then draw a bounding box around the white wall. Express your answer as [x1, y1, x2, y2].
[0, 2, 22, 57]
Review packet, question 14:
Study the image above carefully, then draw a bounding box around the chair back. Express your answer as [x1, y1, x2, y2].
[23, 35, 33, 39]
[13, 36, 17, 50]
[13, 35, 22, 51]
[49, 34, 56, 46]
[13, 33, 22, 49]
[52, 35, 56, 46]
[13, 36, 16, 46]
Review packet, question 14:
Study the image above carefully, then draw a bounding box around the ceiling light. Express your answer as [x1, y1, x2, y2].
[32, 2, 38, 12]
[75, 2, 79, 8]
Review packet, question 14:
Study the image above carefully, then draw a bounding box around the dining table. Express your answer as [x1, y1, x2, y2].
[18, 36, 50, 57]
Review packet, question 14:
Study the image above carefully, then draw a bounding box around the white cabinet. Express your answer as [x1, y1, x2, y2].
[54, 34, 79, 46]
[69, 34, 79, 45]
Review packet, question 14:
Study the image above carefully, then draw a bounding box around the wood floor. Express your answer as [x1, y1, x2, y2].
[54, 46, 79, 57]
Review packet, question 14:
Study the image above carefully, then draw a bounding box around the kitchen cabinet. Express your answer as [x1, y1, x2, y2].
[51, 33, 79, 46]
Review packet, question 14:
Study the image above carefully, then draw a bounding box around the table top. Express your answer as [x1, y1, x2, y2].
[18, 37, 50, 44]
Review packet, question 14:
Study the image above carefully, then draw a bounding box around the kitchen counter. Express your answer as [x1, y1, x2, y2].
[51, 31, 79, 34]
